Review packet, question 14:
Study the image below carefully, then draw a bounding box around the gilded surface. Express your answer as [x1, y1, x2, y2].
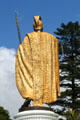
[16, 32, 60, 106]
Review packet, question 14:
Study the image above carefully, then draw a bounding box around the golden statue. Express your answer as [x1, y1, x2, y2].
[16, 16, 60, 106]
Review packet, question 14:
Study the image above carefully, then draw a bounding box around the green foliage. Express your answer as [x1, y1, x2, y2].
[0, 106, 11, 120]
[54, 21, 80, 113]
[65, 109, 80, 120]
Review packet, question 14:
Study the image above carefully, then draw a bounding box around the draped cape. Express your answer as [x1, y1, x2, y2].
[16, 32, 60, 106]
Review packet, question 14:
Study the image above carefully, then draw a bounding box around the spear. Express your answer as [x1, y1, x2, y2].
[15, 11, 22, 44]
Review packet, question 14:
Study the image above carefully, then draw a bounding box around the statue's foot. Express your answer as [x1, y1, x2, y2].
[19, 97, 32, 112]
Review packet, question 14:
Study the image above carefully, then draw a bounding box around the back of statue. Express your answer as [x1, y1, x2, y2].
[16, 16, 60, 106]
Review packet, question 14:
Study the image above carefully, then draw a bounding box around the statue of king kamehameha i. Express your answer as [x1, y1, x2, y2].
[16, 16, 60, 109]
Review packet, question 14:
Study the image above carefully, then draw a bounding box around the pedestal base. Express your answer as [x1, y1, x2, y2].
[14, 110, 66, 120]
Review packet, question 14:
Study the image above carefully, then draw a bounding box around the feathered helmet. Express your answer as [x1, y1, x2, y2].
[33, 16, 43, 31]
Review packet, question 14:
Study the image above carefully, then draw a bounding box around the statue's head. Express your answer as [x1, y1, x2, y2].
[33, 16, 43, 32]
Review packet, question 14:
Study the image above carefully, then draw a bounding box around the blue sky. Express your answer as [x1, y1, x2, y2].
[0, 0, 80, 50]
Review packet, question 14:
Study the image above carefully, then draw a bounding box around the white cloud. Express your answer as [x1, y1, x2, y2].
[0, 47, 24, 119]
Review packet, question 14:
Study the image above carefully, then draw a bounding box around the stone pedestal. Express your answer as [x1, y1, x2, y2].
[14, 110, 66, 120]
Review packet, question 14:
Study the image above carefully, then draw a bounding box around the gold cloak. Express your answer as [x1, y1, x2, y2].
[16, 32, 60, 106]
